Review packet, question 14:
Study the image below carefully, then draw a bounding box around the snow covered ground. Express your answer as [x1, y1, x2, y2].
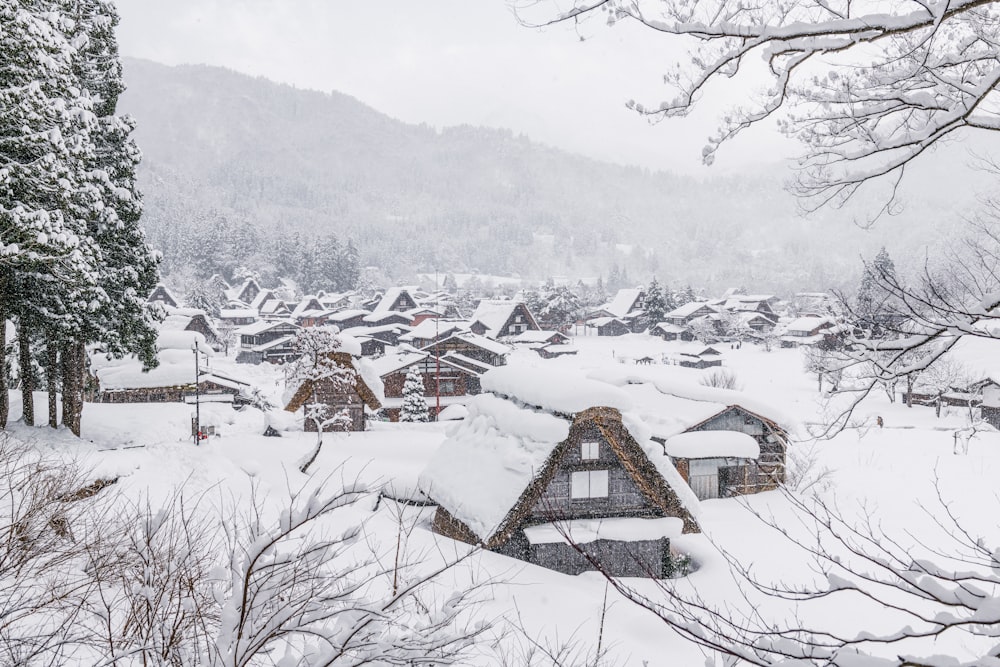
[7, 334, 1000, 665]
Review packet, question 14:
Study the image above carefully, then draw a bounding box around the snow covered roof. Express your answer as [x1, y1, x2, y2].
[237, 320, 298, 336]
[937, 335, 1000, 386]
[157, 330, 213, 354]
[588, 316, 627, 327]
[371, 287, 413, 314]
[783, 316, 835, 333]
[370, 350, 428, 377]
[585, 365, 797, 439]
[426, 332, 510, 357]
[440, 351, 493, 375]
[663, 431, 760, 459]
[665, 301, 715, 319]
[419, 393, 569, 541]
[326, 309, 370, 322]
[419, 398, 701, 546]
[481, 365, 633, 415]
[654, 322, 687, 334]
[220, 308, 257, 319]
[399, 319, 467, 342]
[601, 288, 643, 318]
[363, 311, 414, 324]
[470, 300, 527, 335]
[510, 330, 568, 344]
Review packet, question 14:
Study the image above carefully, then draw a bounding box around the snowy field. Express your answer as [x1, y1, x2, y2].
[7, 334, 1000, 665]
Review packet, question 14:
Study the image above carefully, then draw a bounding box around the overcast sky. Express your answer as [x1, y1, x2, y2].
[113, 0, 794, 175]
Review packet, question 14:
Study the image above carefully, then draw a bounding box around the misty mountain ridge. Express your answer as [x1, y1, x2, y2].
[119, 58, 991, 294]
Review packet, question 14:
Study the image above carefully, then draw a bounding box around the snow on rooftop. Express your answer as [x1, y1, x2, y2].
[665, 301, 714, 319]
[602, 288, 643, 318]
[356, 357, 386, 406]
[586, 366, 798, 437]
[663, 431, 760, 459]
[371, 287, 407, 314]
[470, 300, 522, 334]
[783, 316, 835, 333]
[418, 393, 569, 541]
[523, 517, 684, 545]
[370, 350, 427, 377]
[481, 365, 633, 414]
[157, 330, 213, 354]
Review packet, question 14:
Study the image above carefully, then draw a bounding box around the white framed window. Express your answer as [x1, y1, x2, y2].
[571, 470, 609, 498]
[581, 441, 600, 460]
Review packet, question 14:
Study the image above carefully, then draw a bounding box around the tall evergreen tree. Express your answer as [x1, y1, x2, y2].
[856, 246, 898, 336]
[642, 277, 668, 330]
[0, 1, 104, 428]
[400, 366, 429, 423]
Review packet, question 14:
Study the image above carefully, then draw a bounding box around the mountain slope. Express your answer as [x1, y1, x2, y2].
[120, 58, 984, 293]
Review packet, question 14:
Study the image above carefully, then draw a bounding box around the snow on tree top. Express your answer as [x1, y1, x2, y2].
[481, 365, 633, 415]
[418, 393, 570, 541]
[663, 431, 761, 459]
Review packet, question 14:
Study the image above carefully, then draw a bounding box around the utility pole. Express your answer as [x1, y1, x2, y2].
[193, 339, 201, 446]
[435, 268, 441, 421]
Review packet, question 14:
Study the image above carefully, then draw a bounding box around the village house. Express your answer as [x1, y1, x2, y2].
[419, 367, 701, 578]
[235, 320, 300, 364]
[398, 320, 469, 349]
[89, 331, 253, 406]
[676, 346, 723, 369]
[588, 317, 631, 337]
[420, 332, 509, 369]
[218, 306, 258, 327]
[469, 300, 540, 339]
[283, 350, 383, 432]
[228, 278, 262, 306]
[147, 283, 179, 309]
[663, 302, 719, 327]
[160, 309, 223, 352]
[651, 322, 694, 342]
[372, 351, 481, 421]
[779, 316, 840, 349]
[365, 287, 419, 314]
[584, 366, 790, 501]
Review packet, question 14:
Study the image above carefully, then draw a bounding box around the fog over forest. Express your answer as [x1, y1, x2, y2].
[121, 58, 990, 294]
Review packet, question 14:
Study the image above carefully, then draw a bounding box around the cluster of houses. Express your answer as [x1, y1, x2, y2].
[585, 287, 846, 350]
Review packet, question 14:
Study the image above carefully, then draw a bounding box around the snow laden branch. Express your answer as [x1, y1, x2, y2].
[518, 0, 1000, 211]
[585, 485, 1000, 666]
[75, 468, 493, 666]
[807, 222, 1000, 437]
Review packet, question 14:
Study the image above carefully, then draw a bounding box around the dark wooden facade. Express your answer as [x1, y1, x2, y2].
[594, 319, 630, 337]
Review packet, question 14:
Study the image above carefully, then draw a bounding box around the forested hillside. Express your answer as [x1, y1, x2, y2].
[121, 58, 983, 293]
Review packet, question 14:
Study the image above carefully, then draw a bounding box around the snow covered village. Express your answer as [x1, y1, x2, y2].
[4, 1, 1000, 666]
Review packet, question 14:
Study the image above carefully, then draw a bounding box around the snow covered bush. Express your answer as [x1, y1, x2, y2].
[698, 369, 742, 391]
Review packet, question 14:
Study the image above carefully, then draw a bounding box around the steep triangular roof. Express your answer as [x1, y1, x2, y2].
[419, 393, 700, 549]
